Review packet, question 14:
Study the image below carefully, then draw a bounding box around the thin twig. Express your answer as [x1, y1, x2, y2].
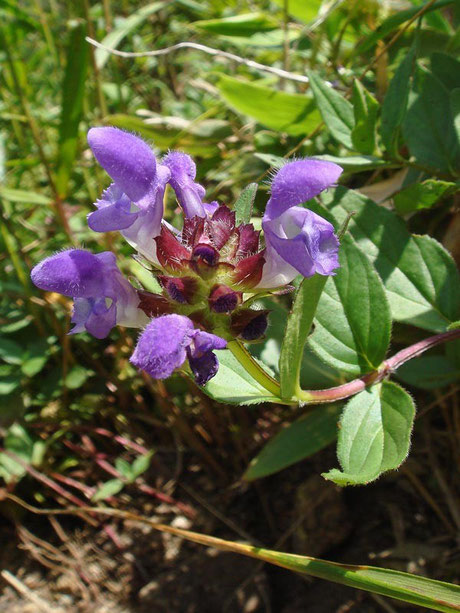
[85, 37, 311, 84]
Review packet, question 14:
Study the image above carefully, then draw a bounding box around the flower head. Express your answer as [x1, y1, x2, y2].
[30, 127, 343, 385]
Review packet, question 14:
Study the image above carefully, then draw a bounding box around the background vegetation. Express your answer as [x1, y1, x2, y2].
[0, 0, 459, 610]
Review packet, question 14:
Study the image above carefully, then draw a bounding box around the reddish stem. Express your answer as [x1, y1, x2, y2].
[302, 327, 460, 404]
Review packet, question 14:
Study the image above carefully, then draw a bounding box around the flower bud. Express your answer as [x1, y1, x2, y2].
[230, 308, 269, 341]
[208, 284, 242, 313]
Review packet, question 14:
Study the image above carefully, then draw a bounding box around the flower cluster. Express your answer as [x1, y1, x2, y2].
[31, 127, 342, 385]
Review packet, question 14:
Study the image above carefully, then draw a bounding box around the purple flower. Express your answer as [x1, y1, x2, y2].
[130, 314, 227, 385]
[163, 151, 207, 219]
[258, 159, 343, 288]
[87, 127, 172, 263]
[31, 249, 147, 339]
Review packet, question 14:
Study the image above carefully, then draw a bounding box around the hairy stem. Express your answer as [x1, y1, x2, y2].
[228, 340, 282, 397]
[297, 327, 460, 404]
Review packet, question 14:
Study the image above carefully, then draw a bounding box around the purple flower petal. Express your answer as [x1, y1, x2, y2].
[88, 127, 156, 202]
[187, 350, 219, 386]
[31, 249, 147, 338]
[31, 249, 111, 298]
[84, 298, 117, 339]
[88, 184, 139, 232]
[163, 151, 206, 218]
[130, 314, 194, 379]
[192, 329, 227, 353]
[265, 159, 342, 221]
[259, 207, 339, 286]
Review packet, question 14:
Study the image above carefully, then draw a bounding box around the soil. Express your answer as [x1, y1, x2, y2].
[0, 388, 458, 612]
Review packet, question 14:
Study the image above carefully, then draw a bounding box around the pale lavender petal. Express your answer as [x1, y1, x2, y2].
[88, 127, 156, 202]
[130, 314, 194, 379]
[203, 201, 219, 217]
[265, 159, 342, 221]
[121, 165, 170, 263]
[163, 151, 206, 218]
[88, 184, 138, 232]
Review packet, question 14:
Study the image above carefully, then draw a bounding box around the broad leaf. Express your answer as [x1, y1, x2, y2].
[308, 236, 391, 376]
[244, 404, 341, 480]
[320, 187, 460, 332]
[271, 0, 323, 24]
[307, 71, 355, 149]
[314, 154, 393, 172]
[279, 275, 328, 399]
[429, 52, 460, 92]
[381, 46, 416, 157]
[403, 66, 459, 173]
[323, 381, 415, 486]
[351, 80, 379, 155]
[0, 187, 53, 205]
[217, 75, 321, 136]
[394, 179, 457, 213]
[396, 354, 460, 389]
[203, 350, 285, 405]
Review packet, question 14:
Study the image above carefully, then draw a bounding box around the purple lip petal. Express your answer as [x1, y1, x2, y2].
[265, 159, 343, 221]
[88, 184, 138, 232]
[130, 314, 226, 384]
[261, 207, 339, 283]
[88, 127, 157, 202]
[163, 151, 206, 218]
[131, 314, 194, 379]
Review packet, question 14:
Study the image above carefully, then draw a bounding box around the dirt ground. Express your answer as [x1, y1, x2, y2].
[0, 387, 458, 613]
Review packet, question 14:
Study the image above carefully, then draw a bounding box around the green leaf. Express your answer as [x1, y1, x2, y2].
[279, 275, 328, 399]
[192, 13, 277, 36]
[452, 88, 460, 146]
[429, 52, 460, 92]
[323, 381, 415, 486]
[314, 154, 393, 172]
[271, 0, 323, 24]
[0, 374, 21, 395]
[357, 0, 455, 53]
[0, 423, 34, 482]
[0, 338, 23, 365]
[396, 355, 460, 389]
[244, 404, 341, 480]
[131, 451, 154, 479]
[92, 478, 124, 501]
[0, 187, 53, 205]
[65, 366, 92, 389]
[234, 183, 257, 225]
[308, 236, 391, 376]
[320, 187, 460, 332]
[95, 2, 166, 69]
[402, 66, 459, 173]
[394, 179, 457, 213]
[351, 80, 379, 155]
[217, 75, 321, 136]
[381, 46, 416, 157]
[203, 350, 285, 405]
[307, 71, 355, 149]
[55, 19, 89, 198]
[115, 458, 133, 481]
[91, 504, 460, 612]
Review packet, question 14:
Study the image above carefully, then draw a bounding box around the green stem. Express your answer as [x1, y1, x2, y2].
[227, 340, 281, 397]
